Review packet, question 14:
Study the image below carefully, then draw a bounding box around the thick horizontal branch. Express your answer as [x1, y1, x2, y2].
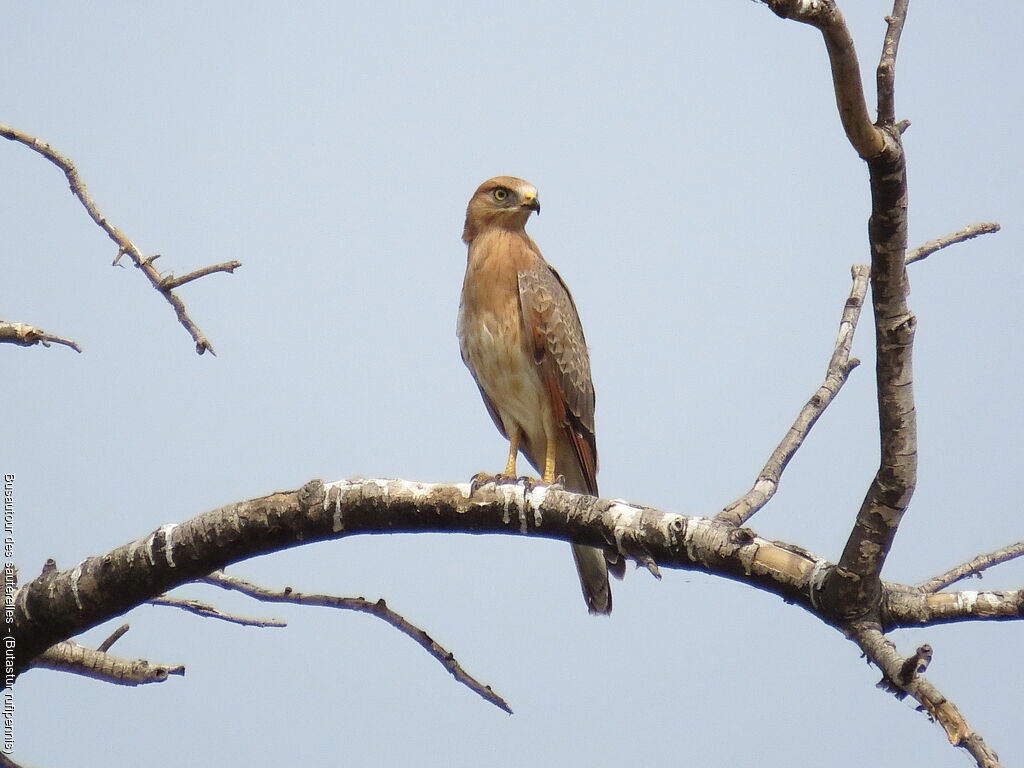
[9, 478, 825, 676]
[202, 570, 510, 713]
[1, 123, 237, 355]
[0, 320, 81, 352]
[15, 476, 1021, 685]
[31, 639, 185, 687]
[885, 586, 1023, 627]
[718, 264, 867, 526]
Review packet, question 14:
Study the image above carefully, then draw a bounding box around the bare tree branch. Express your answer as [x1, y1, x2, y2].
[0, 123, 238, 355]
[920, 541, 1024, 593]
[160, 261, 242, 290]
[886, 587, 1023, 627]
[96, 623, 131, 653]
[201, 570, 511, 714]
[0, 320, 81, 352]
[718, 264, 867, 525]
[770, 0, 916, 614]
[851, 623, 1003, 768]
[148, 595, 287, 628]
[31, 639, 185, 687]
[876, 0, 911, 125]
[8, 477, 1016, 761]
[906, 222, 1002, 265]
[761, 0, 884, 157]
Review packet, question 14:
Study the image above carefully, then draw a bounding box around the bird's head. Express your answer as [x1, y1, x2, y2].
[462, 176, 540, 243]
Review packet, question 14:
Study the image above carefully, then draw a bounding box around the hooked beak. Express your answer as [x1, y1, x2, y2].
[521, 193, 541, 215]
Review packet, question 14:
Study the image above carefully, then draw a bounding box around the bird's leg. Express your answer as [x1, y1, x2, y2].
[470, 427, 522, 495]
[540, 434, 566, 488]
[543, 434, 556, 483]
[503, 427, 520, 479]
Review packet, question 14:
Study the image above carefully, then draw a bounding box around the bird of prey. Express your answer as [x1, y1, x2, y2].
[457, 176, 621, 614]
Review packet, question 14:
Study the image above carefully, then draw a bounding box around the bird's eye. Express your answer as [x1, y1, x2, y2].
[492, 188, 509, 202]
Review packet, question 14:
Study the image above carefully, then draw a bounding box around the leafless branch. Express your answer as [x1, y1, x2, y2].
[96, 623, 131, 653]
[0, 123, 238, 355]
[148, 595, 287, 627]
[161, 261, 243, 290]
[201, 570, 512, 714]
[920, 541, 1024, 593]
[876, 1, 910, 125]
[886, 587, 1023, 628]
[906, 222, 1002, 265]
[761, 0, 884, 157]
[32, 639, 185, 687]
[0, 320, 81, 352]
[851, 623, 1003, 768]
[11, 477, 1018, 763]
[718, 264, 867, 525]
[766, 0, 911, 614]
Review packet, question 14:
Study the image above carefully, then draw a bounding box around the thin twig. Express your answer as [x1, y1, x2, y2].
[0, 320, 81, 352]
[877, 0, 911, 125]
[920, 541, 1024, 593]
[1, 123, 238, 355]
[148, 595, 287, 627]
[718, 264, 868, 525]
[906, 222, 1001, 265]
[96, 623, 130, 653]
[161, 261, 243, 290]
[201, 570, 512, 714]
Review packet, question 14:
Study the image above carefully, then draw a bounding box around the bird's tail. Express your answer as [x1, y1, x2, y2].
[572, 543, 613, 615]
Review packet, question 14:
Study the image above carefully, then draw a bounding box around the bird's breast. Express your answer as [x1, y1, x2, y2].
[458, 233, 551, 448]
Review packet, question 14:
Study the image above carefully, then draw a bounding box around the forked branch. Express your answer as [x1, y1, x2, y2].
[202, 570, 512, 713]
[0, 124, 240, 355]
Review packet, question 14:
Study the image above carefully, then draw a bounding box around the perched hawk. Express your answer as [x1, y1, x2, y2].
[457, 176, 621, 614]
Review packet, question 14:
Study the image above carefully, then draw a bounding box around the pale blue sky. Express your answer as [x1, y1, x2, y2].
[3, 3, 1022, 766]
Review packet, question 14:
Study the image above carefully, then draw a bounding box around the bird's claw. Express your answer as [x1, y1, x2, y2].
[469, 472, 547, 496]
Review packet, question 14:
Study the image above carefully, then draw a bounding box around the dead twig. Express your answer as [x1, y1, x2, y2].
[201, 570, 512, 714]
[906, 222, 1002, 265]
[96, 623, 131, 653]
[148, 594, 287, 627]
[717, 264, 868, 525]
[0, 320, 81, 352]
[1, 123, 239, 355]
[920, 541, 1024, 593]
